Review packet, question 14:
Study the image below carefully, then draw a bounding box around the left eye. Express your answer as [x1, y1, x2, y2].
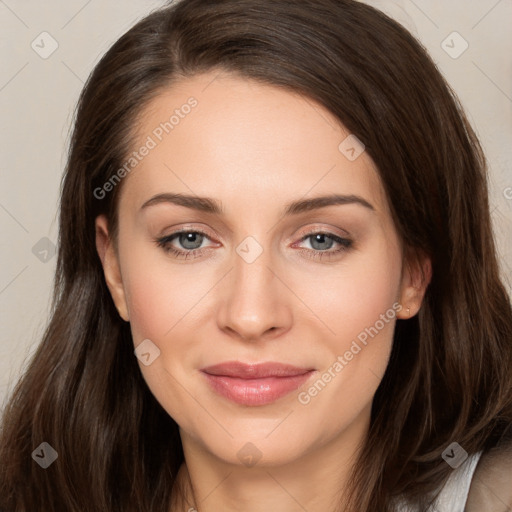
[298, 232, 350, 251]
[293, 231, 353, 261]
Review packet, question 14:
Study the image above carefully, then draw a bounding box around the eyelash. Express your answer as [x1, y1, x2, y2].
[155, 228, 353, 261]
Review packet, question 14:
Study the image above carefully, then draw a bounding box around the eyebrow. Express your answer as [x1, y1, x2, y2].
[140, 192, 375, 216]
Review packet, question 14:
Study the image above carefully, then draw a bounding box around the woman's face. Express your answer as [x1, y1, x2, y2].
[96, 70, 427, 468]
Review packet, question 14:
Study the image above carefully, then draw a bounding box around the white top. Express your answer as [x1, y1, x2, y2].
[394, 451, 483, 511]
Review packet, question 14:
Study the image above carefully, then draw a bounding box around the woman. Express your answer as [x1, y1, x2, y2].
[1, 0, 511, 510]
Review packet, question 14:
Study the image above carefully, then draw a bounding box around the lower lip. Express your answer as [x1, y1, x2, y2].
[202, 371, 315, 406]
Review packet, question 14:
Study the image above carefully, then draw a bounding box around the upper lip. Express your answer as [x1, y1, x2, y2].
[201, 361, 314, 379]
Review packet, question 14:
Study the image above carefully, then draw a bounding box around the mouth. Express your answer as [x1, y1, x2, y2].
[201, 361, 316, 406]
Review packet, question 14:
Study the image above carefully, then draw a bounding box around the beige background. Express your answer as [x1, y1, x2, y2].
[1, 0, 511, 408]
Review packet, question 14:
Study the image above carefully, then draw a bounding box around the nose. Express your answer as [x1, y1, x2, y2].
[216, 243, 293, 343]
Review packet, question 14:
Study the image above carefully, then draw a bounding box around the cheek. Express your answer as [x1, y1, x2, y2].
[290, 239, 402, 411]
[119, 234, 200, 343]
[120, 246, 203, 419]
[123, 269, 172, 343]
[294, 238, 402, 349]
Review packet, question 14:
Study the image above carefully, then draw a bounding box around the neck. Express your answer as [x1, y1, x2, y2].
[170, 405, 370, 512]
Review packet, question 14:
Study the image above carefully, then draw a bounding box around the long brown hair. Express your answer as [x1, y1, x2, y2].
[1, 0, 511, 510]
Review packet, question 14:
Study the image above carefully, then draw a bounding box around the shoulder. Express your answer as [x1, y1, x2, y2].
[393, 443, 512, 512]
[465, 440, 512, 511]
[393, 451, 484, 512]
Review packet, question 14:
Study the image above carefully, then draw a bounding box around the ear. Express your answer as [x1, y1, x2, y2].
[95, 215, 130, 321]
[397, 248, 432, 319]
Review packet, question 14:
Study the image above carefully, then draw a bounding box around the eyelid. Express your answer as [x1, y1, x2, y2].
[159, 223, 353, 256]
[156, 222, 354, 263]
[292, 223, 351, 241]
[159, 224, 217, 241]
[159, 222, 350, 245]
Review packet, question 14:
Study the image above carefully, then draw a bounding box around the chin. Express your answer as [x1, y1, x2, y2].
[187, 419, 320, 468]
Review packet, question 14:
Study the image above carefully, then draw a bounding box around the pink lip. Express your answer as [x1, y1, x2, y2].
[201, 361, 315, 406]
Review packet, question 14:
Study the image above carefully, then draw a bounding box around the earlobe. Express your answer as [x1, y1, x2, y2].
[397, 249, 432, 319]
[95, 215, 130, 322]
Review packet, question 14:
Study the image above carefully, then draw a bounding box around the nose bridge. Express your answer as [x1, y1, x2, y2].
[217, 233, 291, 341]
[234, 235, 274, 293]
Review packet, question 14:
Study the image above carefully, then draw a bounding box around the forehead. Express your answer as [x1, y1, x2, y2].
[119, 70, 388, 216]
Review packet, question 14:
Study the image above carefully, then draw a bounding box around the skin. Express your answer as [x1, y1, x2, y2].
[95, 70, 431, 512]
